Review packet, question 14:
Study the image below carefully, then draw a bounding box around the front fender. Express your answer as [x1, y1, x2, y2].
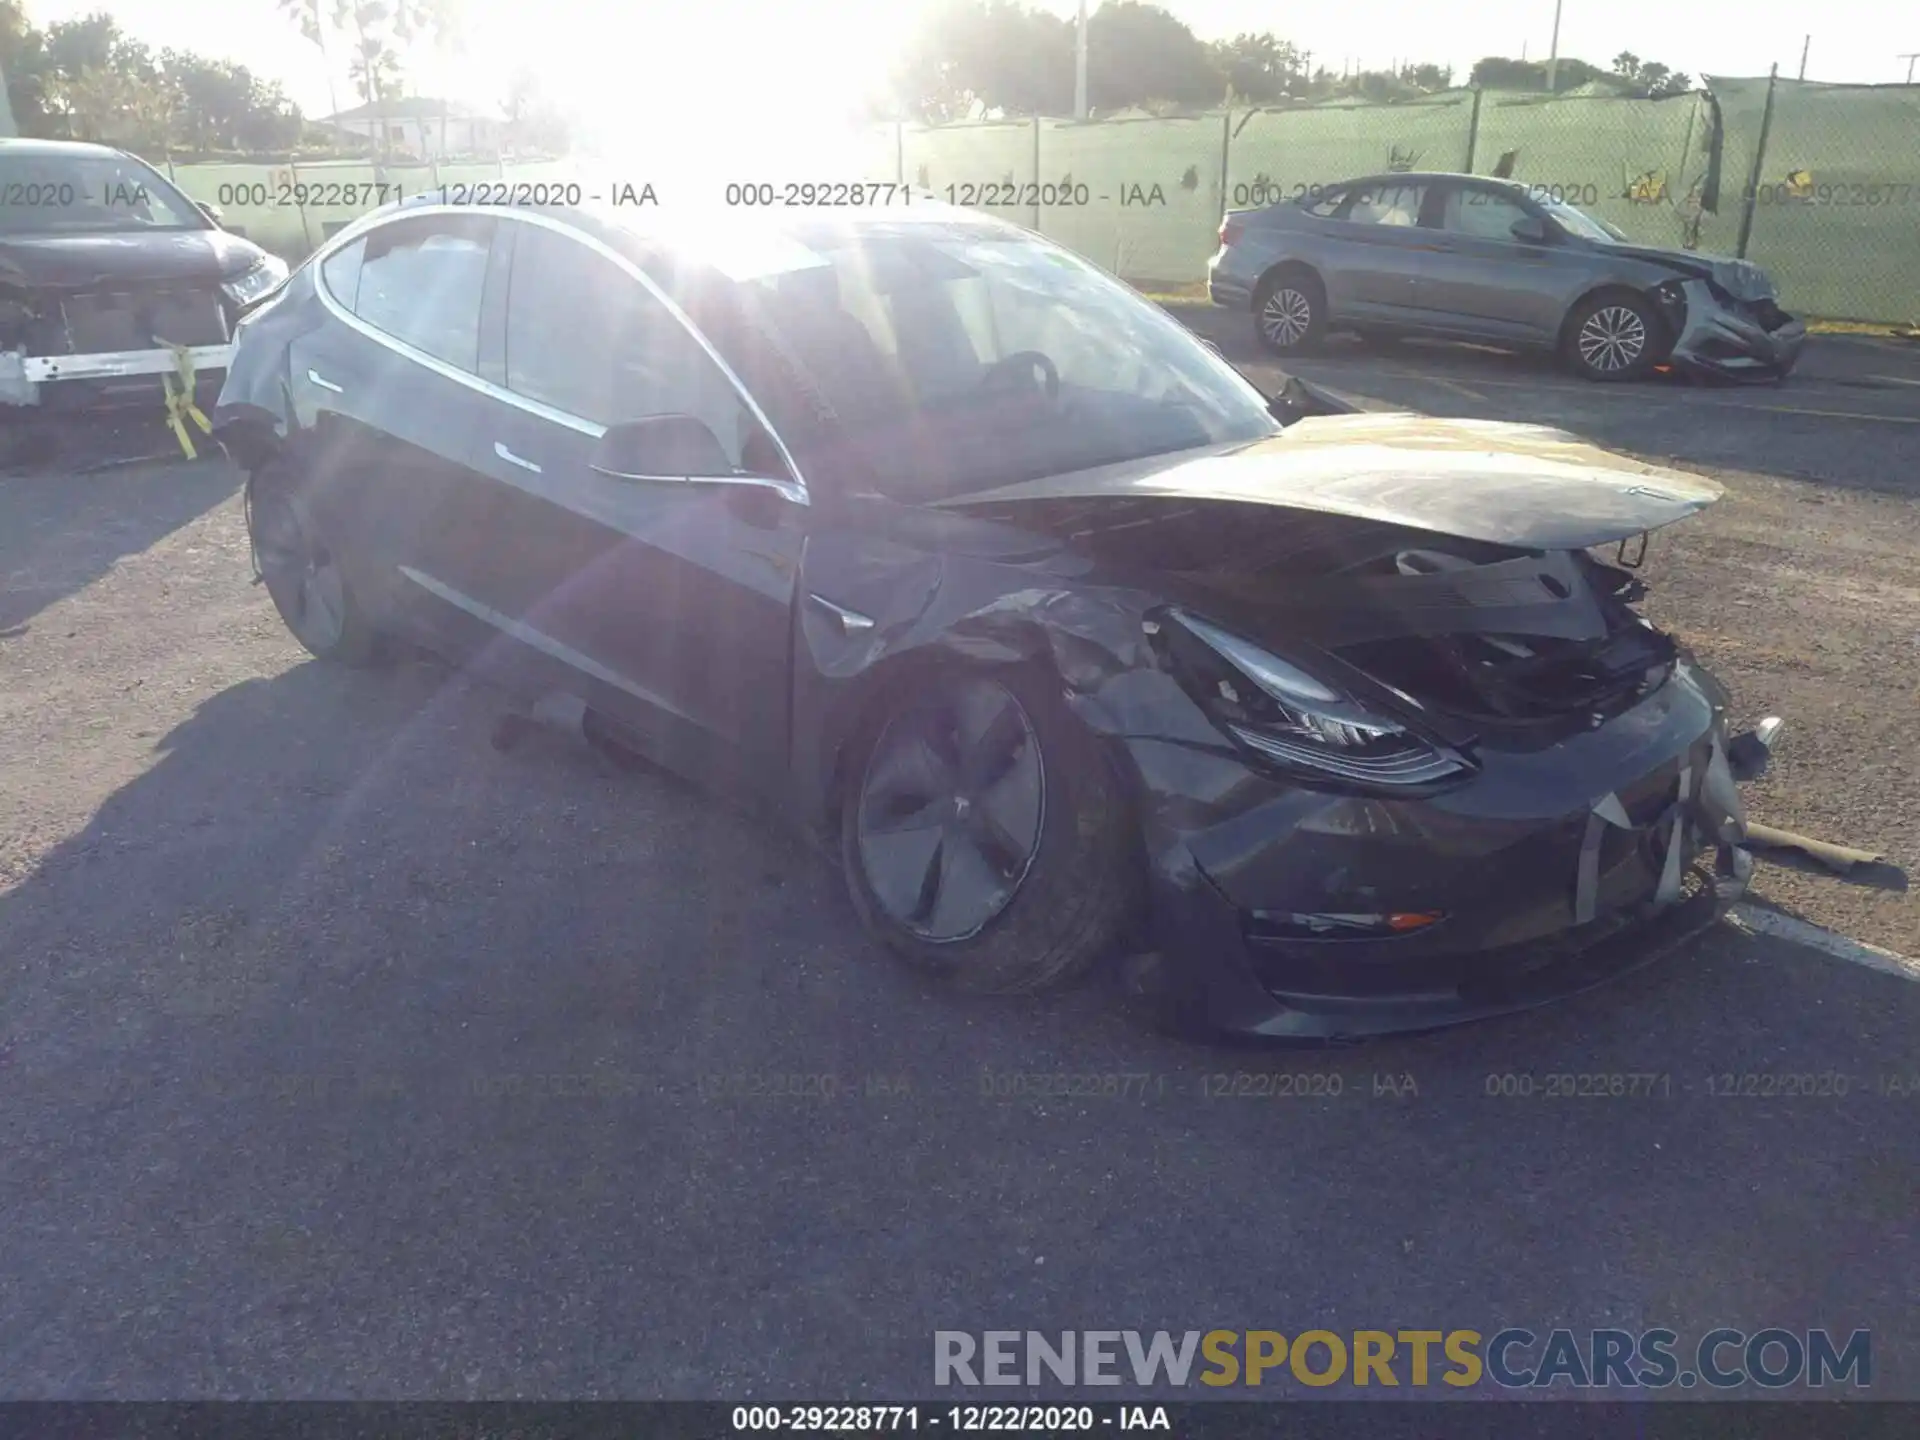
[788, 525, 1216, 842]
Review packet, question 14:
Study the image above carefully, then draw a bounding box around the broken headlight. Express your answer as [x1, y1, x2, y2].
[221, 254, 289, 311]
[1155, 609, 1473, 790]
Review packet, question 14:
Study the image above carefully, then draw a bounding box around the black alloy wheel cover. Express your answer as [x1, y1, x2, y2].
[855, 676, 1047, 944]
[254, 493, 346, 652]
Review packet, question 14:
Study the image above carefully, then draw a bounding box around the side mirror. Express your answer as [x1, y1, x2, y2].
[1268, 374, 1358, 425]
[1509, 215, 1551, 244]
[591, 414, 736, 480]
[196, 199, 225, 226]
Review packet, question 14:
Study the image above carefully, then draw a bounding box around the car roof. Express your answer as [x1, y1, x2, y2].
[376, 186, 1026, 256]
[1325, 172, 1516, 188]
[0, 138, 127, 160]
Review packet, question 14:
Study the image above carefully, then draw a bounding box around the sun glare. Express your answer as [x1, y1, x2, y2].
[456, 0, 922, 204]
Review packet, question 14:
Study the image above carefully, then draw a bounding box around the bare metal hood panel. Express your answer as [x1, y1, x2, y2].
[946, 414, 1724, 550]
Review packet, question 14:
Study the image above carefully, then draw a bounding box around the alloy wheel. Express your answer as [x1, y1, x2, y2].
[855, 677, 1046, 944]
[256, 501, 346, 651]
[1260, 287, 1314, 347]
[1576, 305, 1648, 373]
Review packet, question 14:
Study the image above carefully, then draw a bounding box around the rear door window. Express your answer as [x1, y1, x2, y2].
[1341, 183, 1427, 227]
[348, 214, 495, 372]
[1300, 187, 1347, 217]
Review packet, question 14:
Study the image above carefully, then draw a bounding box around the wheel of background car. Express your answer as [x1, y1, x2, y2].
[839, 664, 1139, 995]
[248, 460, 384, 666]
[1566, 292, 1660, 381]
[1253, 267, 1325, 353]
[980, 349, 1060, 403]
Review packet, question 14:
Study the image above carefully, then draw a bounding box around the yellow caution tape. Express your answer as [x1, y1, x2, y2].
[157, 339, 212, 458]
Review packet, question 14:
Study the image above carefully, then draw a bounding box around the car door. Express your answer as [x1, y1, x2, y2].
[1318, 179, 1433, 320]
[463, 216, 805, 791]
[1409, 182, 1576, 341]
[291, 210, 506, 656]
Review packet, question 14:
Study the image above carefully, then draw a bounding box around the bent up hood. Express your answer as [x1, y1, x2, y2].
[941, 412, 1723, 551]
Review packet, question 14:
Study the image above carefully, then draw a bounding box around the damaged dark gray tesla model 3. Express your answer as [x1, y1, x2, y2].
[214, 195, 1774, 1039]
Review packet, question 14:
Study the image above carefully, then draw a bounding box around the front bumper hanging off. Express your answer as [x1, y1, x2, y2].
[1132, 709, 1785, 1042]
[1664, 279, 1807, 381]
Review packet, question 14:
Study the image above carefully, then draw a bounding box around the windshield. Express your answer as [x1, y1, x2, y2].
[687, 221, 1278, 500]
[0, 153, 205, 235]
[1536, 197, 1627, 243]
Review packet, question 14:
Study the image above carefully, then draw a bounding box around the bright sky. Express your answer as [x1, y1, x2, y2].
[23, 0, 1911, 130]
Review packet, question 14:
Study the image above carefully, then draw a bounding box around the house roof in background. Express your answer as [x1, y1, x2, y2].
[320, 98, 495, 122]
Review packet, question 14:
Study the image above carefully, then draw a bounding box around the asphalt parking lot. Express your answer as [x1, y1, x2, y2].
[2, 327, 1916, 1399]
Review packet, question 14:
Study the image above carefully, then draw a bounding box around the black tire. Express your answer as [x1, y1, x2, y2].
[1564, 291, 1662, 381]
[1252, 267, 1327, 355]
[839, 663, 1139, 995]
[247, 459, 384, 666]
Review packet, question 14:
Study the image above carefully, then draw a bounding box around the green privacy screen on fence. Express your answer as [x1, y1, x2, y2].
[164, 78, 1920, 323]
[1705, 77, 1920, 322]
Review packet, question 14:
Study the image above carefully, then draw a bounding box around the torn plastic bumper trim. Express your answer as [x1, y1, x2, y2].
[1665, 278, 1807, 380]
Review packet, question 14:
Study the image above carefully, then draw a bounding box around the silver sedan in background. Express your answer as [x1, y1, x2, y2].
[1208, 172, 1806, 382]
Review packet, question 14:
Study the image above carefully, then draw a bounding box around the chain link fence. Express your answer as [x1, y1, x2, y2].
[159, 78, 1920, 323]
[883, 78, 1920, 323]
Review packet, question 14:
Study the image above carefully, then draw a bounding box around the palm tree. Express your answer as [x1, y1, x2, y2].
[275, 0, 343, 123]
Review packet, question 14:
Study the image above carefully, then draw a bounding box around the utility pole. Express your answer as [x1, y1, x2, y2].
[1545, 0, 1564, 91]
[1901, 52, 1920, 84]
[1798, 35, 1810, 80]
[1074, 0, 1089, 119]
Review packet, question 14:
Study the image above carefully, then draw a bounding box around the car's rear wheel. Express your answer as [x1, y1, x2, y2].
[1565, 292, 1661, 381]
[1253, 268, 1326, 354]
[839, 664, 1138, 995]
[248, 460, 384, 665]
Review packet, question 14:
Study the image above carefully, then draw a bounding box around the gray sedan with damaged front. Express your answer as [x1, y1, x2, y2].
[217, 196, 1788, 1040]
[1209, 172, 1805, 382]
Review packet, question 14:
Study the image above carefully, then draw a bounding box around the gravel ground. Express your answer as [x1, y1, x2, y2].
[1, 338, 1915, 1399]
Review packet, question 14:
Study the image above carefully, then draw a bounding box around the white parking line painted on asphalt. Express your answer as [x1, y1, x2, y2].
[1701, 400, 1920, 425]
[1728, 902, 1919, 980]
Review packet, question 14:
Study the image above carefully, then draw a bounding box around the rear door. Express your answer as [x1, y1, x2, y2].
[1319, 179, 1434, 320]
[462, 218, 805, 790]
[1410, 181, 1573, 341]
[292, 211, 504, 654]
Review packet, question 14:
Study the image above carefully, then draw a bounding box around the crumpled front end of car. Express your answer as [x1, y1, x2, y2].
[1127, 652, 1756, 1039]
[1655, 275, 1808, 383]
[0, 278, 234, 412]
[1047, 506, 1762, 1039]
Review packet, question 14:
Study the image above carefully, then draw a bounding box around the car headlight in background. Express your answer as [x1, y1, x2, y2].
[221, 254, 289, 311]
[1152, 608, 1473, 789]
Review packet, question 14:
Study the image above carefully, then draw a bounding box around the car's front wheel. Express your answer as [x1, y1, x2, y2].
[839, 665, 1138, 994]
[1253, 268, 1326, 354]
[1565, 292, 1661, 381]
[248, 460, 384, 665]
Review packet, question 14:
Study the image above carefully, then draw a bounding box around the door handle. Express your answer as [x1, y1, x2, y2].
[807, 592, 875, 635]
[306, 368, 343, 393]
[494, 441, 543, 474]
